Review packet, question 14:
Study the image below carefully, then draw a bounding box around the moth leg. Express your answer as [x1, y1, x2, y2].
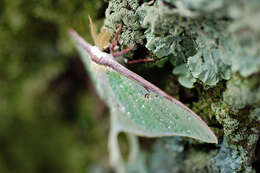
[112, 42, 136, 57]
[125, 58, 155, 64]
[110, 23, 123, 53]
[110, 22, 137, 57]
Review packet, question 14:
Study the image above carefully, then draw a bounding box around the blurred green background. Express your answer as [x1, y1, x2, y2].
[0, 0, 111, 172]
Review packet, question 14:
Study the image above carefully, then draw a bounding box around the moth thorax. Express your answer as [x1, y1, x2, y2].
[89, 45, 113, 75]
[91, 46, 113, 60]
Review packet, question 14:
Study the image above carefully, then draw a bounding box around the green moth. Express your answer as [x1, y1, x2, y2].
[69, 17, 217, 172]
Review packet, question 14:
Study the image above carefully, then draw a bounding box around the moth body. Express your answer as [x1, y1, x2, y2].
[89, 45, 114, 75]
[91, 45, 114, 61]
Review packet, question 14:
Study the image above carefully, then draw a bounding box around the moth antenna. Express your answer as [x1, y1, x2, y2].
[88, 15, 98, 45]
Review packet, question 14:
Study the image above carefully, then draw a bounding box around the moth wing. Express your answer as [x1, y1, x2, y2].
[70, 30, 113, 102]
[107, 70, 217, 143]
[69, 29, 217, 143]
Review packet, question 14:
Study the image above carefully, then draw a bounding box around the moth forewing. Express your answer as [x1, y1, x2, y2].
[69, 29, 218, 144]
[106, 69, 218, 143]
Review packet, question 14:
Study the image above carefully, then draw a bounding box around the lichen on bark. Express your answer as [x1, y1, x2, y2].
[104, 0, 259, 172]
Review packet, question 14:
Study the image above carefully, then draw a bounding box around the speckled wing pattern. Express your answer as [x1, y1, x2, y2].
[69, 29, 217, 144]
[107, 70, 217, 143]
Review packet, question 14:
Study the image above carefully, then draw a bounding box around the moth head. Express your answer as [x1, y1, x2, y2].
[88, 16, 111, 51]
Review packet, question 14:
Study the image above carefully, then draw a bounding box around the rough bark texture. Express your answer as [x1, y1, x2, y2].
[103, 0, 259, 172]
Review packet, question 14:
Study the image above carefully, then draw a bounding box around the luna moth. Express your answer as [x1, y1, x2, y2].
[69, 16, 217, 172]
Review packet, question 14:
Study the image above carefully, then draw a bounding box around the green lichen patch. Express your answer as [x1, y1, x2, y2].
[147, 137, 185, 173]
[183, 149, 217, 173]
[211, 102, 259, 172]
[137, 1, 235, 88]
[223, 75, 260, 110]
[104, 1, 260, 172]
[210, 137, 257, 173]
[104, 0, 145, 49]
